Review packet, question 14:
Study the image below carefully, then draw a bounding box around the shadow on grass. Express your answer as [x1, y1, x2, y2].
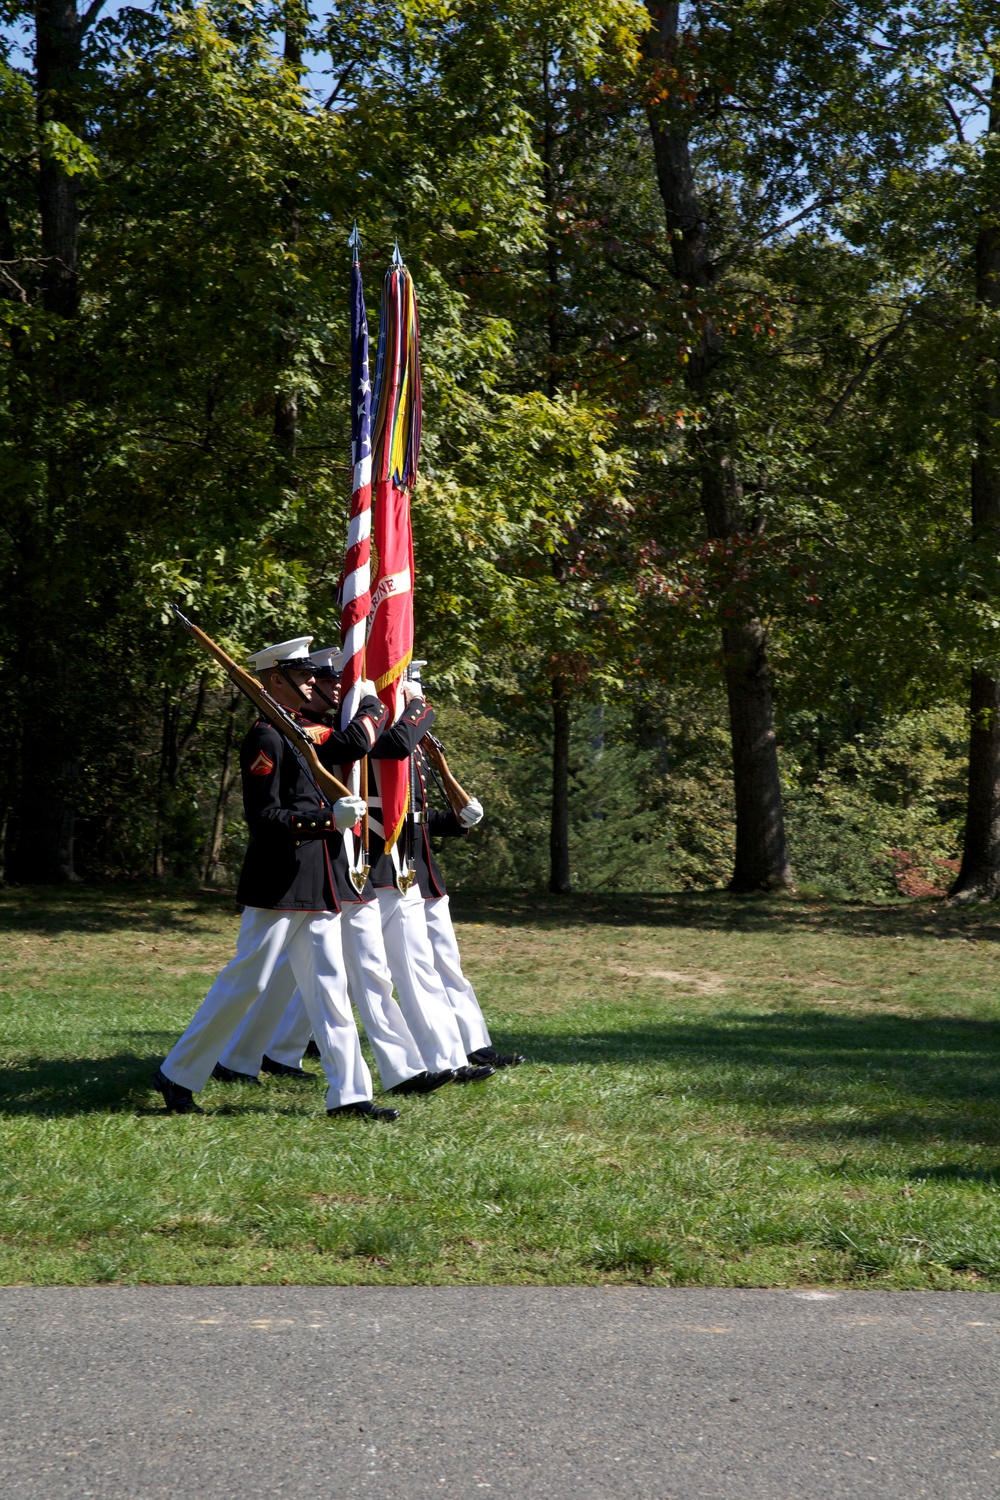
[0, 1051, 169, 1115]
[0, 1051, 321, 1118]
[526, 1008, 999, 1079]
[519, 1010, 1000, 1143]
[453, 890, 1000, 945]
[908, 1164, 1000, 1183]
[3, 1009, 998, 1148]
[4, 882, 1000, 946]
[777, 1115, 1000, 1146]
[0, 883, 240, 938]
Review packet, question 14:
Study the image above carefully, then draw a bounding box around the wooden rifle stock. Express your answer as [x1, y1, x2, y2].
[423, 732, 474, 820]
[170, 605, 352, 802]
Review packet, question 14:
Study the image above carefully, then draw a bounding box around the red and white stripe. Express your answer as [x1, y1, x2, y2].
[339, 448, 372, 791]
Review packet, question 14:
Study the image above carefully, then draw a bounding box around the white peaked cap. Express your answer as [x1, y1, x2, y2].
[247, 635, 314, 671]
[308, 645, 345, 672]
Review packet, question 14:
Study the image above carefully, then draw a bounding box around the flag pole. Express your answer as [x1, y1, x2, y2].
[351, 222, 370, 877]
[343, 219, 373, 890]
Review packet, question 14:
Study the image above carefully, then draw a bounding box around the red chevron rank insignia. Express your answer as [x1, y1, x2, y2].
[301, 724, 332, 745]
[249, 751, 274, 776]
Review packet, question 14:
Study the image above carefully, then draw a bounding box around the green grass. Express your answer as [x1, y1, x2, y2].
[1, 884, 1000, 1288]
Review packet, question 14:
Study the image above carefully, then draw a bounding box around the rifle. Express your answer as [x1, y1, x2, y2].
[170, 605, 352, 802]
[423, 732, 475, 819]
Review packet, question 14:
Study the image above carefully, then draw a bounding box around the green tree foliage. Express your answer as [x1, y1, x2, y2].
[0, 0, 640, 881]
[0, 0, 995, 897]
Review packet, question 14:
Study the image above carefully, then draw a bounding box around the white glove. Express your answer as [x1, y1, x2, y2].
[359, 678, 378, 699]
[333, 796, 367, 831]
[459, 797, 484, 828]
[401, 680, 424, 705]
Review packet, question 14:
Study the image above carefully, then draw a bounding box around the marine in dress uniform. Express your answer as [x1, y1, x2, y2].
[367, 684, 498, 1082]
[213, 647, 453, 1098]
[372, 672, 525, 1070]
[152, 636, 400, 1119]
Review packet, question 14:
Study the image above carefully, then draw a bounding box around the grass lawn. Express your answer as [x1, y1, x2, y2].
[1, 883, 999, 1288]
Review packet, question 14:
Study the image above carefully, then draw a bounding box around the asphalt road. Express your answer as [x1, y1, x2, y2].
[0, 1287, 997, 1499]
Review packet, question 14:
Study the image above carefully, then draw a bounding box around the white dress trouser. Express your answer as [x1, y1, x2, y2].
[161, 906, 371, 1111]
[376, 885, 468, 1072]
[217, 953, 298, 1077]
[424, 894, 492, 1054]
[262, 988, 310, 1067]
[220, 901, 424, 1091]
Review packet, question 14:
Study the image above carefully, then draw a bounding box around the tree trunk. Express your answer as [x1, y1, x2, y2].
[643, 1, 791, 892]
[14, 662, 83, 883]
[204, 689, 241, 883]
[153, 675, 207, 880]
[952, 70, 1000, 900]
[721, 612, 791, 889]
[549, 674, 572, 893]
[541, 50, 574, 891]
[153, 689, 176, 880]
[36, 0, 82, 319]
[9, 1, 85, 883]
[273, 3, 303, 476]
[952, 670, 1000, 898]
[273, 387, 298, 459]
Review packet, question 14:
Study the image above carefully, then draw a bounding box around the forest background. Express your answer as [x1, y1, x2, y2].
[2, 0, 1000, 904]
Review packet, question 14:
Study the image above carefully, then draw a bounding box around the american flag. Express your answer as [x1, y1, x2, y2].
[338, 233, 374, 760]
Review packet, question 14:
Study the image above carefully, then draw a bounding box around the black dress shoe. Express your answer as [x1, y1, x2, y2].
[152, 1066, 203, 1114]
[304, 1038, 321, 1059]
[467, 1047, 527, 1068]
[452, 1063, 496, 1084]
[327, 1100, 400, 1121]
[260, 1054, 310, 1079]
[387, 1069, 455, 1096]
[211, 1062, 260, 1085]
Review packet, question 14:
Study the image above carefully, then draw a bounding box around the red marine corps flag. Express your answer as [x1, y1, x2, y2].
[367, 243, 422, 853]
